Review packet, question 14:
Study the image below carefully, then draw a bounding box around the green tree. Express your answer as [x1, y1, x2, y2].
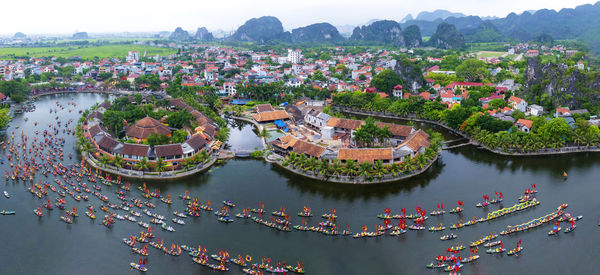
[371, 69, 403, 96]
[456, 59, 489, 82]
[154, 158, 167, 172]
[147, 133, 169, 146]
[166, 110, 193, 129]
[134, 157, 150, 171]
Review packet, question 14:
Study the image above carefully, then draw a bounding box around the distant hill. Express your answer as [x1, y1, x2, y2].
[194, 27, 214, 41]
[170, 27, 190, 40]
[72, 32, 88, 39]
[13, 32, 26, 39]
[229, 16, 286, 43]
[427, 22, 465, 49]
[416, 9, 466, 21]
[291, 23, 344, 43]
[350, 20, 405, 46]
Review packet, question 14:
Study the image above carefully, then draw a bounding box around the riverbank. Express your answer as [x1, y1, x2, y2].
[266, 152, 439, 184]
[83, 151, 218, 180]
[337, 106, 600, 157]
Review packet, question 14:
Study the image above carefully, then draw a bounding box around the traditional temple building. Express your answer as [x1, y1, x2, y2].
[126, 116, 171, 142]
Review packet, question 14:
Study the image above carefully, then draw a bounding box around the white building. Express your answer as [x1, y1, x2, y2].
[527, 104, 544, 117]
[222, 82, 237, 96]
[287, 49, 302, 64]
[126, 51, 140, 62]
[508, 96, 528, 112]
[304, 109, 331, 133]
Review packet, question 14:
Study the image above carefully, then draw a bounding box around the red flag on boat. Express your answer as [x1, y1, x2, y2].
[532, 183, 536, 188]
[458, 201, 463, 206]
[441, 203, 443, 209]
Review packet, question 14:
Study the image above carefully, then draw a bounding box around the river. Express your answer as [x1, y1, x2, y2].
[0, 93, 597, 275]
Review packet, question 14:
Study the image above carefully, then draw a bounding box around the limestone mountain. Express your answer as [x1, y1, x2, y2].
[72, 32, 88, 39]
[229, 16, 285, 43]
[13, 32, 26, 39]
[194, 27, 214, 41]
[291, 23, 344, 43]
[350, 20, 405, 46]
[427, 22, 465, 49]
[170, 27, 191, 40]
[402, 25, 422, 48]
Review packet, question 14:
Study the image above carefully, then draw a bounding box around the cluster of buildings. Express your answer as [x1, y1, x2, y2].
[249, 103, 431, 165]
[83, 97, 220, 170]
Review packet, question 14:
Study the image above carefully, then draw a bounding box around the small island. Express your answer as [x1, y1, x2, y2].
[77, 96, 222, 179]
[245, 104, 442, 183]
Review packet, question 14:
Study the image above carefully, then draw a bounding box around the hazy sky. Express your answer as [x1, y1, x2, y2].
[2, 0, 595, 34]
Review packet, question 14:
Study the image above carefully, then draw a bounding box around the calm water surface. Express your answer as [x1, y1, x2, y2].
[0, 93, 598, 275]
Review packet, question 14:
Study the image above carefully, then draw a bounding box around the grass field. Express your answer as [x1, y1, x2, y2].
[476, 51, 505, 58]
[0, 44, 177, 59]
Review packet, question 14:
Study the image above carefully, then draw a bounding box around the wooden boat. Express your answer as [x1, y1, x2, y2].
[484, 240, 502, 247]
[428, 225, 445, 232]
[0, 210, 15, 215]
[476, 201, 490, 207]
[218, 216, 234, 223]
[298, 212, 312, 217]
[123, 238, 136, 247]
[173, 211, 187, 218]
[449, 207, 463, 214]
[486, 247, 505, 254]
[448, 245, 465, 252]
[132, 247, 148, 256]
[60, 216, 72, 224]
[266, 266, 288, 273]
[440, 234, 456, 241]
[389, 229, 407, 236]
[285, 265, 305, 274]
[3, 191, 9, 198]
[548, 227, 561, 235]
[430, 210, 445, 216]
[223, 200, 236, 207]
[172, 218, 185, 225]
[408, 225, 425, 230]
[444, 264, 463, 272]
[461, 255, 480, 263]
[507, 246, 523, 255]
[426, 262, 447, 269]
[564, 225, 576, 233]
[129, 263, 147, 272]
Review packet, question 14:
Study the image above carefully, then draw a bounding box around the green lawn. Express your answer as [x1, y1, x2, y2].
[0, 44, 177, 59]
[476, 51, 505, 58]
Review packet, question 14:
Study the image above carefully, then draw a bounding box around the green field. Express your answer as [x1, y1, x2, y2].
[476, 51, 505, 58]
[0, 44, 177, 59]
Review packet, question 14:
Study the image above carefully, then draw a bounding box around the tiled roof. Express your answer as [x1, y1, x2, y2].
[337, 148, 393, 163]
[255, 104, 274, 113]
[120, 144, 149, 157]
[252, 110, 290, 122]
[375, 122, 413, 137]
[184, 134, 208, 150]
[326, 117, 364, 130]
[398, 129, 430, 152]
[97, 135, 120, 153]
[126, 117, 171, 139]
[155, 144, 183, 158]
[292, 140, 325, 158]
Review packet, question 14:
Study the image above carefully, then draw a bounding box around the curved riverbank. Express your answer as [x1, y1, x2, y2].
[83, 151, 218, 180]
[337, 106, 600, 157]
[265, 151, 440, 184]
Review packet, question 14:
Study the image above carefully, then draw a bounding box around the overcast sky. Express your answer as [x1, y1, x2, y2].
[2, 0, 595, 34]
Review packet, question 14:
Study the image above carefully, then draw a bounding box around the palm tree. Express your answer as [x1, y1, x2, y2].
[182, 158, 196, 171]
[80, 142, 94, 154]
[389, 163, 402, 176]
[286, 152, 299, 167]
[344, 160, 358, 177]
[154, 158, 167, 172]
[372, 160, 388, 178]
[304, 157, 318, 173]
[111, 155, 124, 168]
[316, 159, 329, 175]
[99, 155, 111, 167]
[415, 154, 428, 169]
[329, 159, 344, 177]
[296, 154, 308, 170]
[358, 162, 373, 178]
[134, 157, 150, 171]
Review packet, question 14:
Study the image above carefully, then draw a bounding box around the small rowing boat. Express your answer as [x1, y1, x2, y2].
[461, 255, 480, 263]
[548, 227, 561, 236]
[564, 224, 576, 233]
[507, 246, 523, 255]
[426, 262, 447, 269]
[440, 234, 456, 241]
[484, 240, 502, 247]
[3, 191, 9, 198]
[486, 247, 505, 254]
[0, 210, 15, 215]
[130, 262, 147, 272]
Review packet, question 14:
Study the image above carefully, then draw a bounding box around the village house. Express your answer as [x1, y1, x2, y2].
[508, 96, 528, 112]
[527, 104, 544, 117]
[516, 118, 534, 133]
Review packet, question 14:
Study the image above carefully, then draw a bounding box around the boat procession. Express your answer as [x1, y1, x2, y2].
[0, 93, 592, 274]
